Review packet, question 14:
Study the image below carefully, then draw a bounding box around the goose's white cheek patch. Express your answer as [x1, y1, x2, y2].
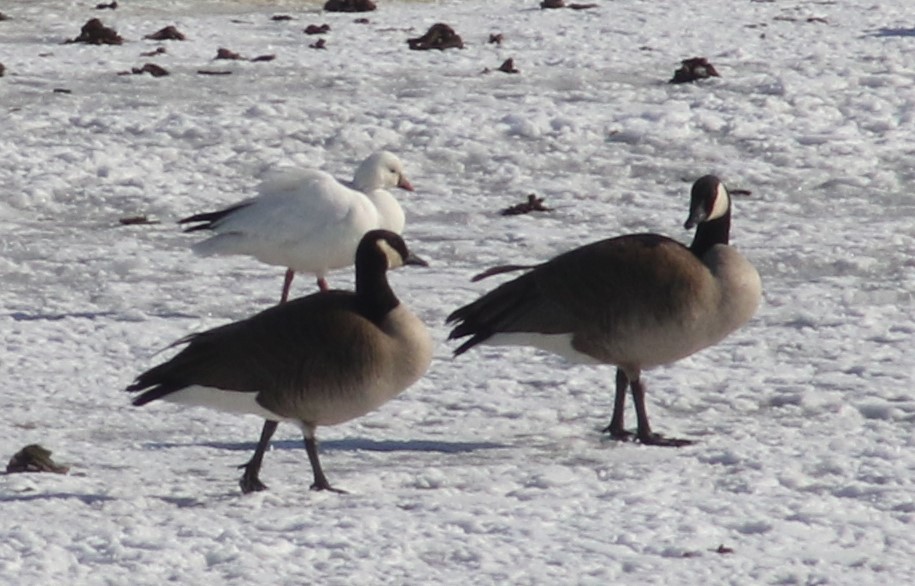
[377, 239, 405, 270]
[709, 181, 731, 220]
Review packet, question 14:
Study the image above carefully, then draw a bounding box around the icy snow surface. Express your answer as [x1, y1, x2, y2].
[1, 0, 913, 584]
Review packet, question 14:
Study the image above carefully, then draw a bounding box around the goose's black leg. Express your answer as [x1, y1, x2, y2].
[602, 368, 633, 440]
[239, 420, 279, 493]
[304, 434, 346, 493]
[630, 377, 693, 447]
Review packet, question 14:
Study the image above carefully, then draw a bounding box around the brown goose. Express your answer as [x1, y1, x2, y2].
[447, 175, 761, 446]
[127, 230, 433, 493]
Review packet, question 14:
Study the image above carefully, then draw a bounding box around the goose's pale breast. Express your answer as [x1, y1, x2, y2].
[261, 304, 432, 428]
[576, 243, 760, 369]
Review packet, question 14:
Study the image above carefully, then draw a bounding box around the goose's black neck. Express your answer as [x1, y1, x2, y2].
[355, 250, 399, 324]
[689, 210, 731, 257]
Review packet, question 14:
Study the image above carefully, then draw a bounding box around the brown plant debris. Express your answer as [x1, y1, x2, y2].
[497, 58, 519, 73]
[7, 445, 69, 475]
[0, 63, 5, 77]
[140, 47, 167, 57]
[305, 24, 331, 35]
[119, 215, 159, 226]
[774, 15, 829, 24]
[715, 545, 735, 555]
[541, 1, 598, 9]
[145, 26, 186, 41]
[354, 18, 370, 24]
[324, 0, 376, 12]
[67, 18, 123, 45]
[500, 194, 551, 216]
[53, 88, 72, 94]
[271, 15, 294, 21]
[489, 33, 504, 45]
[310, 39, 327, 50]
[216, 48, 243, 60]
[670, 57, 720, 84]
[197, 70, 233, 75]
[215, 48, 275, 62]
[123, 63, 170, 77]
[96, 1, 118, 9]
[0, 12, 10, 21]
[407, 23, 464, 51]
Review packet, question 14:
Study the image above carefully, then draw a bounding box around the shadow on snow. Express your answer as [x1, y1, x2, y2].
[145, 437, 509, 454]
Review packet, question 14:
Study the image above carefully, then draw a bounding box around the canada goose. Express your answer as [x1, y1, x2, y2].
[447, 175, 761, 446]
[180, 152, 414, 489]
[179, 151, 414, 301]
[127, 230, 433, 493]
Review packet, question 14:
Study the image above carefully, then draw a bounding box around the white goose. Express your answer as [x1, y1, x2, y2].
[447, 175, 762, 446]
[128, 230, 433, 493]
[180, 151, 414, 301]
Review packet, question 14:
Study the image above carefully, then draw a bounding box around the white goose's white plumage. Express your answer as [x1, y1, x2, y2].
[180, 151, 413, 300]
[128, 230, 433, 493]
[447, 175, 761, 446]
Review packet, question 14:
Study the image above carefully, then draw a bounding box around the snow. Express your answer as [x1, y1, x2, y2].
[1, 0, 913, 583]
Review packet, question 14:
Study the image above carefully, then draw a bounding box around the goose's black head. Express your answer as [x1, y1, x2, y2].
[355, 230, 427, 321]
[357, 230, 428, 273]
[684, 175, 732, 255]
[684, 175, 730, 229]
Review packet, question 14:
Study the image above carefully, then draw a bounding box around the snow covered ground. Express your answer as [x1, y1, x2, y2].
[1, 0, 913, 583]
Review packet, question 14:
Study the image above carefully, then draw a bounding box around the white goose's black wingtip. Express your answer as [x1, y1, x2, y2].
[178, 202, 252, 232]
